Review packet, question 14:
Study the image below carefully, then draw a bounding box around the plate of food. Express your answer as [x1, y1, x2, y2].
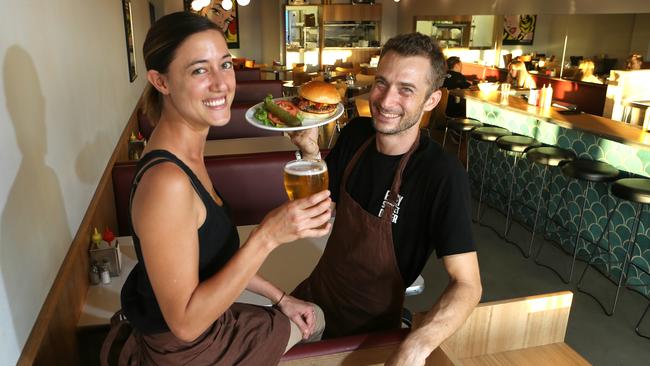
[245, 81, 344, 132]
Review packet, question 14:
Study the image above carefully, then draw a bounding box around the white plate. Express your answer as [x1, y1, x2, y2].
[245, 97, 344, 132]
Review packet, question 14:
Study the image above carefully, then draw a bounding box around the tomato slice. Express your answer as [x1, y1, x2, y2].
[276, 100, 299, 116]
[268, 113, 283, 125]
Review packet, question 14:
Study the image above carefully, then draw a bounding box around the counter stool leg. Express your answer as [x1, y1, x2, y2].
[535, 183, 568, 258]
[569, 182, 591, 283]
[476, 143, 493, 223]
[528, 165, 549, 258]
[577, 200, 618, 312]
[611, 203, 643, 314]
[636, 303, 650, 339]
[577, 201, 640, 315]
[504, 153, 520, 238]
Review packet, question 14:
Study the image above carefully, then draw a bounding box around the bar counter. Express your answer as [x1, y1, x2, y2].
[461, 90, 650, 296]
[462, 90, 650, 178]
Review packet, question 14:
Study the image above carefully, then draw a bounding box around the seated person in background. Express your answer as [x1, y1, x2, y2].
[507, 60, 536, 89]
[290, 33, 482, 366]
[576, 59, 602, 84]
[112, 12, 330, 365]
[627, 53, 644, 70]
[443, 56, 471, 117]
[443, 56, 471, 89]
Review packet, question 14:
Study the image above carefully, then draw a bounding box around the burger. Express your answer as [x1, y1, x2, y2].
[295, 81, 341, 119]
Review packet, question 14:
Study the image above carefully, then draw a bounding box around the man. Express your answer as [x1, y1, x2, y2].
[290, 33, 481, 366]
[442, 56, 471, 117]
[443, 56, 471, 90]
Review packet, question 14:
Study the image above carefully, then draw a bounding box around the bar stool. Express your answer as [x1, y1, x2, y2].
[470, 126, 511, 223]
[442, 118, 483, 170]
[495, 135, 541, 239]
[523, 146, 576, 257]
[535, 159, 619, 283]
[577, 177, 650, 315]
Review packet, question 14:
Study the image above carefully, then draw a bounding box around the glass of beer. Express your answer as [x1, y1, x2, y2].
[283, 159, 329, 201]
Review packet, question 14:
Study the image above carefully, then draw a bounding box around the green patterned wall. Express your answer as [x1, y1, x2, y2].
[466, 99, 650, 297]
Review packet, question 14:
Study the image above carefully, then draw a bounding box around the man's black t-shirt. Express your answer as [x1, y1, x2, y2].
[325, 117, 475, 286]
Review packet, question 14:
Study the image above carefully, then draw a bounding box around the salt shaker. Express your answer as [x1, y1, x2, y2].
[100, 261, 111, 285]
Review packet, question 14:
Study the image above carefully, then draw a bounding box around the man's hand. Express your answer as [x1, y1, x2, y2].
[289, 128, 320, 160]
[277, 295, 318, 339]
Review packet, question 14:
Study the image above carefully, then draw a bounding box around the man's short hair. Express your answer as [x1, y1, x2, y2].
[380, 33, 447, 93]
[446, 56, 461, 71]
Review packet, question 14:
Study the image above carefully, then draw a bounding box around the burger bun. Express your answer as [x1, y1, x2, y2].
[299, 81, 341, 105]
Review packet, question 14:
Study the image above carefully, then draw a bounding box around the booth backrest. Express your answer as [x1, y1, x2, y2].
[234, 80, 284, 104]
[113, 151, 295, 235]
[138, 103, 283, 140]
[235, 67, 261, 81]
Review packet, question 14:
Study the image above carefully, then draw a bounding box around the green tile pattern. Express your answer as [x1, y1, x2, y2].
[467, 99, 650, 297]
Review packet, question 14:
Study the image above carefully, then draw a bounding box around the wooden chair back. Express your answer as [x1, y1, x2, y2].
[431, 87, 449, 129]
[355, 73, 375, 87]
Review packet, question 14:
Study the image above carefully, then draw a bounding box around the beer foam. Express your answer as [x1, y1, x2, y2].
[284, 160, 327, 176]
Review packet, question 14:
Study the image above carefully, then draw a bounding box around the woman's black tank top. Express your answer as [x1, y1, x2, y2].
[121, 150, 240, 333]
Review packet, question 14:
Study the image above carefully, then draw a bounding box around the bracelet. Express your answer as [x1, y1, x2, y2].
[273, 291, 286, 307]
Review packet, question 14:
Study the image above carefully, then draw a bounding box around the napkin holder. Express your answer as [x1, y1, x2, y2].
[89, 239, 122, 277]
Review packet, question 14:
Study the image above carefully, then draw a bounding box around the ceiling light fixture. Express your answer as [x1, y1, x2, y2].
[236, 0, 250, 5]
[190, 0, 211, 11]
[221, 0, 233, 10]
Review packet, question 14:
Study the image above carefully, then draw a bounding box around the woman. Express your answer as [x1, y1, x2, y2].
[507, 60, 536, 89]
[576, 59, 602, 84]
[114, 12, 331, 365]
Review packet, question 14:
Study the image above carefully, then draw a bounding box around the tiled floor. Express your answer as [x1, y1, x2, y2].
[404, 200, 650, 366]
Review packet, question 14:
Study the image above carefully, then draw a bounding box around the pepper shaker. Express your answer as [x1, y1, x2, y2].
[89, 263, 100, 285]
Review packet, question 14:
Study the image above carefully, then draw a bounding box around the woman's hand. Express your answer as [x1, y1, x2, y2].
[277, 295, 318, 339]
[254, 190, 332, 250]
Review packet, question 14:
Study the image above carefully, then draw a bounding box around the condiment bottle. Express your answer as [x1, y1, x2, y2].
[546, 84, 553, 108]
[539, 85, 547, 108]
[91, 227, 102, 249]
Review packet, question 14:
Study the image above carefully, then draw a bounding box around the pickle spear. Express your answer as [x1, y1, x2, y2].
[263, 96, 302, 127]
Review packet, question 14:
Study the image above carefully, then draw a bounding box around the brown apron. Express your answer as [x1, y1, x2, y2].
[101, 303, 290, 366]
[292, 132, 419, 338]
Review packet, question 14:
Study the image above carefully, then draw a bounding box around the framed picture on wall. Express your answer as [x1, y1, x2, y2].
[502, 15, 537, 45]
[122, 0, 137, 82]
[183, 0, 239, 49]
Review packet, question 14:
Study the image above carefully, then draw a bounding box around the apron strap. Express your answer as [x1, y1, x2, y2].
[340, 131, 421, 220]
[100, 310, 139, 366]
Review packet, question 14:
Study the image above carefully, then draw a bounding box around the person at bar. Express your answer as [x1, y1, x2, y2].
[507, 60, 537, 89]
[443, 56, 472, 117]
[576, 59, 602, 84]
[626, 53, 644, 70]
[107, 12, 332, 365]
[290, 33, 482, 366]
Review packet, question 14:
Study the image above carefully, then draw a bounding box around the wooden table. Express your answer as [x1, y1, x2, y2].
[261, 66, 293, 81]
[279, 291, 590, 366]
[203, 135, 297, 156]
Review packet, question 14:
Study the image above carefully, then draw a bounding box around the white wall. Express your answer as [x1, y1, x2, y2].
[0, 1, 150, 363]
